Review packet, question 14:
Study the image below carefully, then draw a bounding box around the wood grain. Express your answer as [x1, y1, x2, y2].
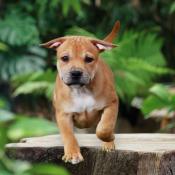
[6, 134, 175, 175]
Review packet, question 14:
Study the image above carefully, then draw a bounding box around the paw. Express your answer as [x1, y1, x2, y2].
[102, 141, 115, 152]
[62, 151, 84, 164]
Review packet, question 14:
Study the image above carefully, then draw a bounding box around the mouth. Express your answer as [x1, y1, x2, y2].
[61, 74, 90, 87]
[66, 81, 85, 87]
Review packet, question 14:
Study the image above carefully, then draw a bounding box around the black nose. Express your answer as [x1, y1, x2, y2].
[71, 70, 82, 77]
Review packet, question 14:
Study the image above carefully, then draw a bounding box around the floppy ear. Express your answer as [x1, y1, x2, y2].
[40, 37, 67, 49]
[91, 39, 117, 52]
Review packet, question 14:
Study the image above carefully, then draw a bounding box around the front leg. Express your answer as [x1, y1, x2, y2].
[96, 101, 118, 150]
[56, 111, 84, 164]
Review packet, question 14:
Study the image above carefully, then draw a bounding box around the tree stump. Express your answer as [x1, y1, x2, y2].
[5, 134, 175, 175]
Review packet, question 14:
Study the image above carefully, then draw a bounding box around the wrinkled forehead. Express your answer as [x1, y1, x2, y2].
[56, 36, 98, 56]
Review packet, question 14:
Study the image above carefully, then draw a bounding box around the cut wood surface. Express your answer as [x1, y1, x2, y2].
[6, 134, 175, 175]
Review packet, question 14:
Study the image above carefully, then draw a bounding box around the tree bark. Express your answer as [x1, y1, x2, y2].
[6, 134, 175, 175]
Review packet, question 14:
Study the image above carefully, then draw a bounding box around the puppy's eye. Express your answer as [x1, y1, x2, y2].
[61, 56, 69, 62]
[84, 56, 94, 63]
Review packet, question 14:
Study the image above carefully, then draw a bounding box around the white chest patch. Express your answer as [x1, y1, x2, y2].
[63, 87, 105, 113]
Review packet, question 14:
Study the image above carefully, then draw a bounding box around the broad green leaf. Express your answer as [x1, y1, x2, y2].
[121, 71, 145, 86]
[12, 69, 56, 85]
[169, 2, 175, 14]
[0, 50, 46, 80]
[0, 42, 9, 51]
[0, 9, 46, 80]
[149, 84, 171, 102]
[13, 81, 53, 96]
[0, 11, 40, 46]
[28, 69, 56, 82]
[0, 127, 8, 149]
[12, 69, 56, 99]
[28, 46, 47, 57]
[141, 95, 167, 117]
[170, 95, 175, 107]
[7, 117, 58, 140]
[27, 164, 69, 175]
[71, 0, 83, 17]
[101, 30, 171, 102]
[61, 0, 70, 16]
[0, 170, 11, 175]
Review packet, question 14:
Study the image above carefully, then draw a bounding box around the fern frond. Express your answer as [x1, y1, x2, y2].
[12, 69, 56, 100]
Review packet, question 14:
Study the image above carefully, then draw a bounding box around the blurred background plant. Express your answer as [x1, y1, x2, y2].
[0, 0, 175, 174]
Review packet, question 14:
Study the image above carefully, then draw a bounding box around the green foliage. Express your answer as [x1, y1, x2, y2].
[0, 97, 58, 151]
[60, 0, 83, 17]
[141, 84, 175, 118]
[102, 31, 172, 102]
[0, 153, 69, 175]
[0, 10, 39, 46]
[11, 30, 172, 103]
[12, 69, 56, 100]
[7, 117, 58, 141]
[0, 98, 15, 124]
[0, 0, 174, 174]
[66, 26, 96, 37]
[0, 126, 8, 149]
[27, 164, 69, 175]
[0, 97, 66, 175]
[0, 98, 58, 143]
[0, 13, 46, 80]
[35, 0, 83, 17]
[0, 10, 46, 80]
[0, 153, 31, 175]
[169, 2, 175, 14]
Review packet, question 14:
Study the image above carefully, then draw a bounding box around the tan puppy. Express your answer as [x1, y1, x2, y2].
[41, 21, 120, 164]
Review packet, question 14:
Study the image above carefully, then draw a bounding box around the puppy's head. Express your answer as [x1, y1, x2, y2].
[41, 36, 116, 87]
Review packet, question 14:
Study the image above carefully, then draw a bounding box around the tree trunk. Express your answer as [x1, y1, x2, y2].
[6, 134, 175, 175]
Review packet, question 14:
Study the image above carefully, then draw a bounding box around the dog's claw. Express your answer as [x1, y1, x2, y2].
[102, 141, 115, 152]
[62, 152, 84, 164]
